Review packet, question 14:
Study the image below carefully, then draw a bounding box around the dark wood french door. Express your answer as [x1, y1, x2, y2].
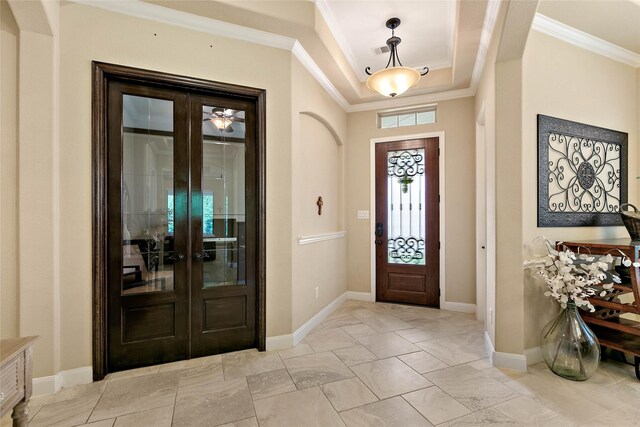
[98, 65, 263, 375]
[375, 138, 440, 306]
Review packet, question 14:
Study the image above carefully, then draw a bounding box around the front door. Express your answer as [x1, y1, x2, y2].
[104, 78, 259, 373]
[375, 138, 440, 306]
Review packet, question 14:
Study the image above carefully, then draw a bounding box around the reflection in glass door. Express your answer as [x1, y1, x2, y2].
[122, 95, 176, 295]
[200, 106, 246, 288]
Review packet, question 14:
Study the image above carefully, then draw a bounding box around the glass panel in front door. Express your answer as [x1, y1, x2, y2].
[121, 94, 176, 294]
[201, 105, 246, 288]
[387, 149, 426, 265]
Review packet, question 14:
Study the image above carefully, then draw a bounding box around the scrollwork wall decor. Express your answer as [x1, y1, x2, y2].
[538, 115, 628, 227]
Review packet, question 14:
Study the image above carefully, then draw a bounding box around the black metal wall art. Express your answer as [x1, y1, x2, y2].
[538, 115, 628, 227]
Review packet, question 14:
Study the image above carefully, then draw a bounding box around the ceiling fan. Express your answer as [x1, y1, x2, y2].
[203, 108, 244, 133]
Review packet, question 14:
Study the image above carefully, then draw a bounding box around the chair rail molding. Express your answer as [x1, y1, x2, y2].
[298, 231, 347, 246]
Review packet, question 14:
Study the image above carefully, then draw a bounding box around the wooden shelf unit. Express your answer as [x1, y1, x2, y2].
[557, 239, 640, 380]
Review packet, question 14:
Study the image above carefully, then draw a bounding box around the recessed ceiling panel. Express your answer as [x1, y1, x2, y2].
[320, 0, 456, 81]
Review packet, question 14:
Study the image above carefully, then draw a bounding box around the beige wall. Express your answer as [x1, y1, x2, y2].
[56, 3, 293, 373]
[521, 30, 639, 350]
[346, 97, 477, 305]
[0, 0, 19, 340]
[291, 58, 348, 330]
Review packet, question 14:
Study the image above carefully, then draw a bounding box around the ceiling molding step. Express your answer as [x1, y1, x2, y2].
[291, 42, 351, 111]
[315, 0, 361, 79]
[469, 0, 501, 91]
[532, 13, 640, 68]
[347, 88, 475, 113]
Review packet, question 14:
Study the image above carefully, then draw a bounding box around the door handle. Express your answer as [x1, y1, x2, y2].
[193, 252, 203, 260]
[375, 223, 383, 237]
[375, 240, 383, 245]
[167, 253, 185, 262]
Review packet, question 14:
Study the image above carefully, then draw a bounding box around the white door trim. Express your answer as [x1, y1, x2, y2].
[369, 131, 446, 307]
[476, 103, 487, 323]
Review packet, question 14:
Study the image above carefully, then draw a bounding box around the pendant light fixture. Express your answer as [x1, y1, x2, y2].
[210, 115, 234, 131]
[365, 17, 429, 98]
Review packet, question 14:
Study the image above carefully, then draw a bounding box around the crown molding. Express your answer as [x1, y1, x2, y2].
[314, 0, 360, 79]
[72, 0, 296, 50]
[532, 13, 640, 68]
[70, 0, 488, 113]
[470, 0, 501, 91]
[291, 41, 350, 111]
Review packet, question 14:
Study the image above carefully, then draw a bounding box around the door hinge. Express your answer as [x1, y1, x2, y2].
[438, 288, 441, 296]
[438, 241, 441, 250]
[438, 194, 440, 203]
[438, 146, 441, 156]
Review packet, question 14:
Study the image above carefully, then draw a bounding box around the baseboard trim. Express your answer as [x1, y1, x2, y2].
[492, 351, 527, 371]
[292, 292, 349, 345]
[33, 366, 93, 396]
[265, 334, 293, 351]
[346, 291, 374, 302]
[525, 346, 543, 365]
[485, 331, 527, 371]
[442, 301, 476, 314]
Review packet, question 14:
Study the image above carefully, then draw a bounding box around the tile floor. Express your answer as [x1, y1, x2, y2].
[5, 300, 640, 426]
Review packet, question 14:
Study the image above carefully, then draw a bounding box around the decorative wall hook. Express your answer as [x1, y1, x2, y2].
[317, 196, 324, 215]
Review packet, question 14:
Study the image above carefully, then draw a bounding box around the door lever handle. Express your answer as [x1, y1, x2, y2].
[193, 252, 203, 260]
[167, 253, 185, 261]
[375, 240, 383, 245]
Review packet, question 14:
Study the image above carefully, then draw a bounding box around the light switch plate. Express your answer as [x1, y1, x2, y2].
[357, 210, 369, 220]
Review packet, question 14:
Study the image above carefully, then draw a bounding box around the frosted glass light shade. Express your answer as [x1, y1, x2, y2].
[211, 116, 233, 130]
[366, 66, 421, 97]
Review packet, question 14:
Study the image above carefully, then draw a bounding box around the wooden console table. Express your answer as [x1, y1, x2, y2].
[557, 239, 640, 379]
[0, 336, 38, 426]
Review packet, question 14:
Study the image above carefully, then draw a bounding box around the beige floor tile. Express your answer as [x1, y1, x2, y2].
[157, 354, 222, 373]
[417, 332, 488, 365]
[30, 393, 101, 427]
[277, 343, 314, 360]
[332, 345, 378, 366]
[106, 365, 160, 381]
[395, 322, 468, 343]
[320, 378, 378, 411]
[283, 351, 354, 389]
[493, 396, 572, 426]
[398, 351, 449, 373]
[360, 314, 413, 333]
[339, 396, 432, 427]
[246, 368, 296, 400]
[356, 331, 420, 358]
[253, 387, 345, 427]
[350, 357, 433, 400]
[342, 324, 377, 338]
[222, 349, 284, 380]
[75, 419, 116, 427]
[49, 380, 108, 404]
[403, 386, 471, 425]
[314, 313, 363, 331]
[173, 377, 254, 427]
[89, 371, 178, 422]
[178, 360, 225, 390]
[440, 408, 518, 426]
[580, 403, 640, 427]
[218, 418, 259, 427]
[304, 328, 358, 352]
[113, 405, 173, 426]
[351, 308, 378, 320]
[425, 365, 520, 411]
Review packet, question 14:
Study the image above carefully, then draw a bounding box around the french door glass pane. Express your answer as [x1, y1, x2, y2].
[387, 149, 426, 265]
[201, 105, 246, 288]
[121, 94, 175, 294]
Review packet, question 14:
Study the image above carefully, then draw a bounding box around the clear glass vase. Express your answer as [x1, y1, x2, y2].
[541, 303, 600, 381]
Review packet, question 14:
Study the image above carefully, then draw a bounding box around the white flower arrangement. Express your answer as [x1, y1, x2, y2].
[523, 238, 633, 312]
